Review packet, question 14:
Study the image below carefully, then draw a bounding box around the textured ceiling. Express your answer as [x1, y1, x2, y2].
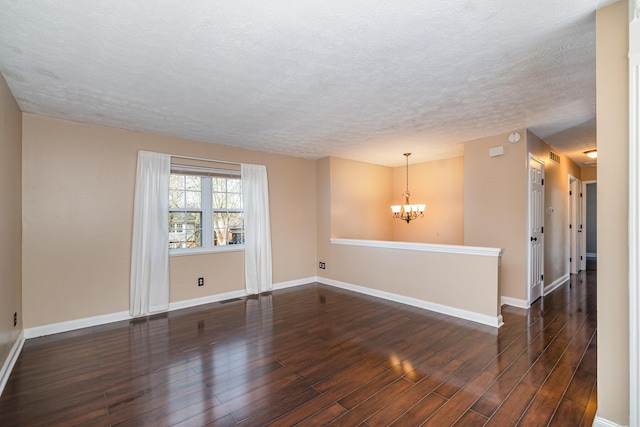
[0, 1, 615, 167]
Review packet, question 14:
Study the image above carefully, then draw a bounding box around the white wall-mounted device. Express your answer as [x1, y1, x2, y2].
[489, 146, 505, 157]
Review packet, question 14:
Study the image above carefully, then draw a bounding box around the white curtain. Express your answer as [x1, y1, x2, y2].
[241, 164, 273, 294]
[130, 151, 171, 316]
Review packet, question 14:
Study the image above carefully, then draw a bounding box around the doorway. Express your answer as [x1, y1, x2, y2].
[584, 181, 597, 271]
[569, 175, 584, 274]
[528, 155, 544, 304]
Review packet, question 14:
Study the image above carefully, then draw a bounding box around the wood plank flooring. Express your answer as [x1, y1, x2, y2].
[0, 271, 597, 426]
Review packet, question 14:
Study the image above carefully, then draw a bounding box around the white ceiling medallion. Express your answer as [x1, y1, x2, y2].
[508, 132, 521, 143]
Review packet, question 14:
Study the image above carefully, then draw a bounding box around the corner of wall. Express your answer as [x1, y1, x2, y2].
[0, 72, 23, 395]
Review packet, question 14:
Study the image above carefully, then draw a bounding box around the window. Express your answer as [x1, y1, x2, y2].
[169, 167, 243, 254]
[212, 176, 244, 246]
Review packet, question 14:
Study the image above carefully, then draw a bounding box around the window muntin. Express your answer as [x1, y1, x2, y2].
[169, 169, 243, 253]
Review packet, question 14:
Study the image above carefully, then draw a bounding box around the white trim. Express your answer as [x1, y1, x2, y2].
[629, 34, 640, 427]
[544, 274, 570, 296]
[24, 310, 133, 339]
[501, 296, 529, 309]
[592, 413, 627, 427]
[318, 277, 503, 328]
[330, 238, 503, 257]
[0, 332, 25, 397]
[272, 277, 317, 290]
[169, 245, 245, 257]
[23, 277, 316, 339]
[167, 290, 247, 311]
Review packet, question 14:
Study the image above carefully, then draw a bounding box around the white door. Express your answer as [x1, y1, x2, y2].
[577, 180, 584, 271]
[529, 156, 544, 303]
[569, 177, 583, 274]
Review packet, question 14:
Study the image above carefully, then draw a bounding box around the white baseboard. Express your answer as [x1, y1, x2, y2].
[23, 273, 504, 338]
[501, 296, 529, 309]
[592, 413, 626, 427]
[272, 277, 316, 290]
[168, 289, 247, 311]
[544, 274, 569, 296]
[318, 277, 503, 328]
[24, 310, 133, 339]
[0, 331, 25, 397]
[24, 277, 316, 339]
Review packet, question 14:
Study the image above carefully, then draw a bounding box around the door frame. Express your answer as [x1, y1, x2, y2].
[629, 5, 640, 423]
[527, 154, 545, 305]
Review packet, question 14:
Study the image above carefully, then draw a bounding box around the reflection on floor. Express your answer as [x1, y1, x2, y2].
[0, 271, 597, 426]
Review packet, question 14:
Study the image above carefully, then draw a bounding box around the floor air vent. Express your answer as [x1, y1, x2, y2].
[219, 298, 242, 304]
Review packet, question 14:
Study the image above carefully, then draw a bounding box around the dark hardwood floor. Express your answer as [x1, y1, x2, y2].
[0, 271, 597, 426]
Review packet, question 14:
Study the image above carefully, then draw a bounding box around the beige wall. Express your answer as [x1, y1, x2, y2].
[327, 155, 464, 245]
[596, 1, 629, 424]
[316, 157, 331, 274]
[527, 131, 582, 287]
[329, 156, 393, 240]
[464, 130, 528, 301]
[315, 155, 501, 321]
[0, 75, 22, 369]
[329, 243, 501, 320]
[391, 157, 464, 245]
[581, 166, 597, 182]
[21, 114, 317, 328]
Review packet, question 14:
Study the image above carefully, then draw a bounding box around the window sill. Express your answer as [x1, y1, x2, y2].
[169, 245, 245, 257]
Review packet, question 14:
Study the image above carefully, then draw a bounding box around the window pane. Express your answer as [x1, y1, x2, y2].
[227, 178, 241, 193]
[170, 174, 185, 190]
[186, 190, 201, 209]
[185, 176, 201, 191]
[227, 193, 241, 209]
[213, 212, 244, 245]
[213, 192, 226, 209]
[169, 211, 202, 248]
[212, 177, 226, 192]
[169, 190, 185, 208]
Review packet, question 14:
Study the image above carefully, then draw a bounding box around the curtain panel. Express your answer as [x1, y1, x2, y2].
[241, 164, 273, 294]
[130, 151, 171, 316]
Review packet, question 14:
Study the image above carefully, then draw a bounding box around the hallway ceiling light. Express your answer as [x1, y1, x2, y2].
[584, 149, 598, 159]
[391, 153, 425, 224]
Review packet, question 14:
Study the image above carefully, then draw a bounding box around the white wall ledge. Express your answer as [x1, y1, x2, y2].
[331, 238, 504, 257]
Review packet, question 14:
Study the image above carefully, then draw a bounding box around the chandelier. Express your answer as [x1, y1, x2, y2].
[390, 153, 425, 223]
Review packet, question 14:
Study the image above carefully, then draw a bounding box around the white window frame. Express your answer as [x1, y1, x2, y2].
[169, 166, 244, 257]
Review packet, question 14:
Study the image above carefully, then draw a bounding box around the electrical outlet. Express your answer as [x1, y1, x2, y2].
[198, 277, 204, 286]
[13, 312, 17, 327]
[318, 262, 326, 269]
